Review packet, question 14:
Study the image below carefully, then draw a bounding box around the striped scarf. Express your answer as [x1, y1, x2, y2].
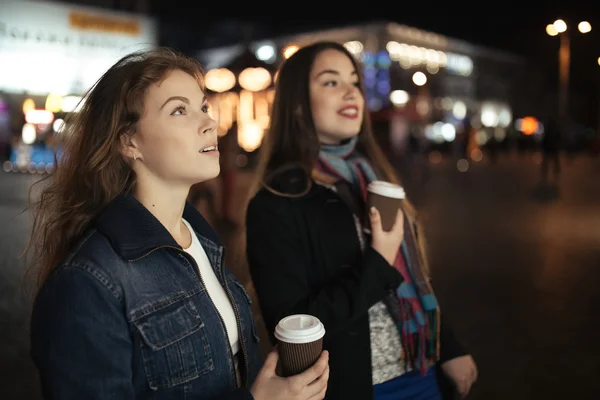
[315, 136, 440, 375]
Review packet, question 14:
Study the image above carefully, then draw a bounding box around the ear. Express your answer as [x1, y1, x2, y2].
[119, 132, 140, 161]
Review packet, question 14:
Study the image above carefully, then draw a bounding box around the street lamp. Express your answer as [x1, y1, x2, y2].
[553, 19, 567, 33]
[597, 57, 600, 144]
[546, 19, 592, 127]
[578, 21, 592, 34]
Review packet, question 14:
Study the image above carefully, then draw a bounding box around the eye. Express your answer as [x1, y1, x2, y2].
[352, 81, 360, 88]
[201, 103, 209, 113]
[171, 105, 187, 116]
[323, 80, 337, 87]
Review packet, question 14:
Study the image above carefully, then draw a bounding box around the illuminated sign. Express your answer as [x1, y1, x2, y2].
[0, 0, 157, 95]
[68, 12, 140, 36]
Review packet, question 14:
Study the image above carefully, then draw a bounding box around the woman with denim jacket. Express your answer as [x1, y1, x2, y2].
[28, 48, 329, 400]
[245, 42, 477, 400]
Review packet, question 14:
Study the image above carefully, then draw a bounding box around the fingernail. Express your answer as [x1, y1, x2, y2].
[370, 207, 376, 215]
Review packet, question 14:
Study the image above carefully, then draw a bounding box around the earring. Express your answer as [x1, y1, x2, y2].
[133, 154, 137, 161]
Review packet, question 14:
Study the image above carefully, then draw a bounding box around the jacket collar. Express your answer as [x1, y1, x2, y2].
[94, 194, 221, 261]
[265, 166, 325, 201]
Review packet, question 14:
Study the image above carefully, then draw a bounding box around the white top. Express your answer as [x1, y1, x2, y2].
[182, 219, 239, 355]
[369, 301, 410, 384]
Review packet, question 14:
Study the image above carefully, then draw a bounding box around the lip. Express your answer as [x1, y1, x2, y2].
[337, 105, 359, 120]
[199, 142, 219, 156]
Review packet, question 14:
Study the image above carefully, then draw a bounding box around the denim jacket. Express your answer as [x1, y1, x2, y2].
[31, 194, 263, 399]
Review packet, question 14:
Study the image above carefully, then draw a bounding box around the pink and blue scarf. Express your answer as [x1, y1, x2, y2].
[315, 136, 441, 374]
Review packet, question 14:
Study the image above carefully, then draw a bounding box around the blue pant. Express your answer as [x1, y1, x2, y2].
[373, 366, 442, 400]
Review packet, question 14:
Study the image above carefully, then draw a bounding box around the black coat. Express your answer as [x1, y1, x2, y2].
[246, 168, 466, 400]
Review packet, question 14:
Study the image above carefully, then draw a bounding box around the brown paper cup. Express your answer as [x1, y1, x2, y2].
[366, 181, 405, 232]
[278, 337, 324, 377]
[274, 315, 326, 377]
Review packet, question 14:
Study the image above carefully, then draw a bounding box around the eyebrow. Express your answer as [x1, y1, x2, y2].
[315, 69, 358, 78]
[160, 95, 206, 110]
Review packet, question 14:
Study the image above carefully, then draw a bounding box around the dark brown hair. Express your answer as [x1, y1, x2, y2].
[27, 48, 205, 289]
[254, 41, 401, 190]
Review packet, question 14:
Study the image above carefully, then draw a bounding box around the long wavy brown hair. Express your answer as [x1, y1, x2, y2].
[26, 48, 205, 291]
[252, 41, 431, 272]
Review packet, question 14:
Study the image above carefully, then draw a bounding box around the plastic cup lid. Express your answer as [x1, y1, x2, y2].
[367, 180, 405, 199]
[274, 314, 325, 344]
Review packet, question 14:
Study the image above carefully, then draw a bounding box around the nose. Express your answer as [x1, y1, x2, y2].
[200, 115, 217, 136]
[343, 83, 360, 100]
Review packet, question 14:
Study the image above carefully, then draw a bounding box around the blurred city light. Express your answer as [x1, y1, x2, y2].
[60, 96, 83, 113]
[238, 121, 263, 152]
[516, 116, 539, 135]
[456, 159, 469, 172]
[441, 97, 453, 110]
[255, 45, 276, 63]
[22, 98, 35, 115]
[386, 41, 472, 76]
[238, 67, 271, 92]
[416, 98, 430, 115]
[53, 118, 65, 134]
[553, 19, 567, 33]
[441, 123, 456, 142]
[389, 90, 409, 106]
[578, 21, 592, 34]
[205, 68, 236, 93]
[45, 93, 63, 113]
[22, 123, 36, 145]
[428, 150, 442, 164]
[344, 41, 364, 55]
[498, 108, 512, 128]
[25, 109, 54, 125]
[494, 127, 506, 141]
[283, 44, 299, 59]
[481, 105, 499, 128]
[470, 148, 483, 162]
[426, 64, 440, 74]
[452, 101, 467, 120]
[412, 71, 427, 86]
[546, 24, 558, 36]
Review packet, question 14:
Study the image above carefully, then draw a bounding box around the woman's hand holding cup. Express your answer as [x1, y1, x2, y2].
[369, 206, 404, 265]
[367, 181, 406, 266]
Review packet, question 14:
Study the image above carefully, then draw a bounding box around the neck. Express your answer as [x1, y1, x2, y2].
[132, 175, 191, 245]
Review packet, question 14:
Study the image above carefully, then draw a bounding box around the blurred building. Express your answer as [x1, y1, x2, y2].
[0, 0, 157, 171]
[46, 0, 150, 13]
[195, 22, 545, 165]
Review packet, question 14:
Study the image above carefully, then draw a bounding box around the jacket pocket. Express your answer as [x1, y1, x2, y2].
[133, 299, 213, 389]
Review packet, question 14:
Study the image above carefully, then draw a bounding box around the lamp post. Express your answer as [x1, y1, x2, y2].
[546, 19, 592, 128]
[597, 56, 600, 141]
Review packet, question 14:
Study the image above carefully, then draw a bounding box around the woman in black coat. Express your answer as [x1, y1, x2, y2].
[246, 41, 477, 400]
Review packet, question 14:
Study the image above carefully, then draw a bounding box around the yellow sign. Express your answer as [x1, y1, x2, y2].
[69, 12, 140, 36]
